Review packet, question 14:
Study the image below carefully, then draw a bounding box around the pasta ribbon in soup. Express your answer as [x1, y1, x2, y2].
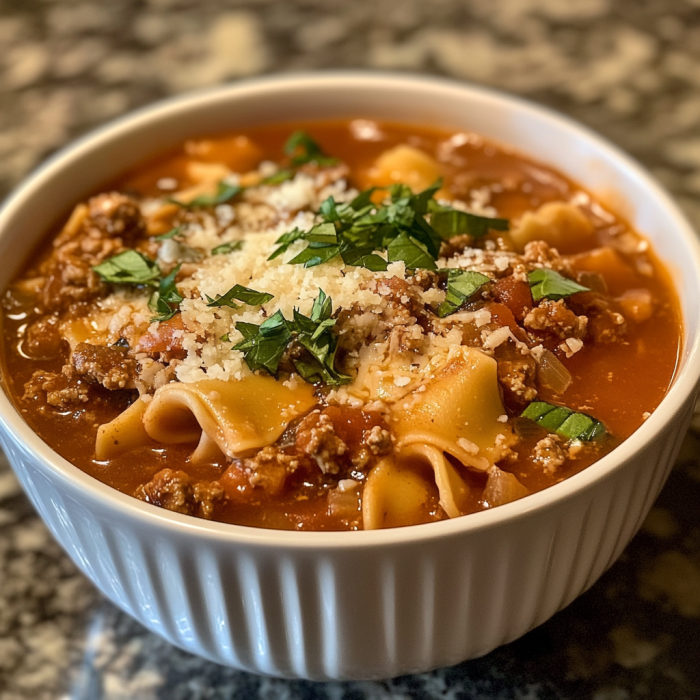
[392, 347, 513, 470]
[96, 398, 153, 460]
[362, 456, 437, 530]
[363, 347, 514, 529]
[98, 376, 316, 463]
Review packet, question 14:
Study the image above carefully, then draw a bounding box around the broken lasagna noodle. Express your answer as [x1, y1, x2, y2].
[1, 121, 681, 530]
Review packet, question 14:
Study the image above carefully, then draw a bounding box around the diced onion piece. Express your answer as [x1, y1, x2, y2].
[577, 271, 608, 295]
[512, 416, 545, 440]
[537, 348, 572, 394]
[482, 467, 528, 508]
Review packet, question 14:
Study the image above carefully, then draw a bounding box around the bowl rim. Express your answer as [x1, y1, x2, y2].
[1, 69, 699, 550]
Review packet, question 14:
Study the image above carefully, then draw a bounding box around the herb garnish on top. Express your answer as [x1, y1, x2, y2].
[269, 181, 509, 272]
[233, 290, 350, 385]
[527, 268, 589, 301]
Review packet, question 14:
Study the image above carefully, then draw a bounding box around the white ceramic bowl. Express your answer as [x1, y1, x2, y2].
[1, 73, 699, 681]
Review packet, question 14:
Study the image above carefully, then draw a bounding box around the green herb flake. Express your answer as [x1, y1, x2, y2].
[155, 225, 186, 241]
[148, 263, 183, 322]
[284, 131, 338, 167]
[260, 169, 294, 185]
[527, 268, 589, 302]
[386, 231, 437, 271]
[429, 204, 509, 239]
[437, 269, 490, 317]
[233, 310, 292, 376]
[170, 181, 241, 208]
[232, 290, 350, 385]
[521, 401, 608, 442]
[211, 241, 243, 256]
[206, 284, 274, 310]
[271, 179, 511, 273]
[93, 250, 161, 287]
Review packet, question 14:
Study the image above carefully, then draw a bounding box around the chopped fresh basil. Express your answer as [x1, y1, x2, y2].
[211, 241, 243, 256]
[232, 290, 350, 385]
[284, 131, 338, 167]
[528, 268, 589, 302]
[233, 310, 292, 376]
[429, 204, 509, 239]
[521, 401, 607, 441]
[206, 284, 274, 310]
[170, 181, 241, 208]
[155, 225, 185, 241]
[93, 250, 161, 286]
[270, 180, 510, 272]
[220, 333, 230, 342]
[437, 269, 490, 317]
[148, 264, 183, 322]
[387, 231, 437, 271]
[260, 169, 294, 185]
[288, 244, 342, 268]
[267, 227, 306, 261]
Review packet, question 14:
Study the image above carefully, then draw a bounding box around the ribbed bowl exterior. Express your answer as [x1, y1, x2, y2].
[1, 74, 700, 680]
[0, 395, 693, 680]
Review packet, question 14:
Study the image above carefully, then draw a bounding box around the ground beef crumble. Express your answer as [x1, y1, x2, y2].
[524, 299, 588, 341]
[23, 316, 64, 359]
[23, 370, 90, 412]
[532, 435, 567, 474]
[569, 292, 627, 343]
[295, 411, 348, 474]
[135, 468, 224, 519]
[65, 342, 137, 390]
[37, 192, 146, 313]
[366, 425, 393, 455]
[495, 341, 538, 410]
[242, 446, 300, 494]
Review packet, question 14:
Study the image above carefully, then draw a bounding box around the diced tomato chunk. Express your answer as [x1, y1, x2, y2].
[492, 276, 533, 321]
[135, 315, 187, 358]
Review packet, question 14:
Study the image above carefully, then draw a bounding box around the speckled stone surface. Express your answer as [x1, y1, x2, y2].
[1, 1, 700, 698]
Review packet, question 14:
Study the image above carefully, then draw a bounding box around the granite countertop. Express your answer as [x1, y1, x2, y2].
[1, 1, 700, 698]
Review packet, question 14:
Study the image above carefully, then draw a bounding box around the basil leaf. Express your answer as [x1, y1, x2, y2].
[310, 288, 333, 322]
[155, 225, 185, 241]
[437, 269, 490, 317]
[149, 264, 183, 322]
[233, 310, 291, 376]
[410, 180, 443, 215]
[268, 227, 307, 260]
[231, 291, 350, 384]
[273, 182, 510, 273]
[206, 284, 273, 309]
[349, 187, 377, 210]
[284, 131, 338, 167]
[528, 268, 589, 302]
[340, 247, 388, 271]
[211, 241, 242, 256]
[521, 401, 608, 442]
[170, 181, 241, 208]
[236, 322, 261, 341]
[287, 244, 341, 268]
[430, 207, 509, 239]
[260, 169, 294, 185]
[387, 231, 437, 270]
[93, 250, 161, 286]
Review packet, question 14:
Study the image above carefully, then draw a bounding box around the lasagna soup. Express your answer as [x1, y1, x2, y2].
[0, 121, 681, 530]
